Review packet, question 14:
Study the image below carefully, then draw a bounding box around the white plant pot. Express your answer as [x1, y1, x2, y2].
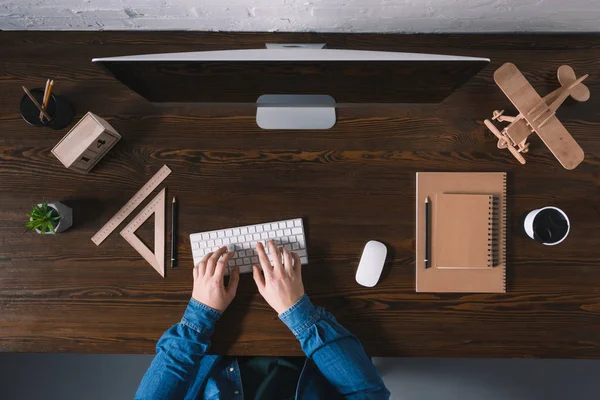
[32, 201, 73, 234]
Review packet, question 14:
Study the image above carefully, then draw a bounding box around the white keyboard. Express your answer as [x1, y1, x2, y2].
[190, 218, 308, 274]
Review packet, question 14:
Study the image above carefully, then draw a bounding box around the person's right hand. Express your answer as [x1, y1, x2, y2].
[252, 240, 305, 314]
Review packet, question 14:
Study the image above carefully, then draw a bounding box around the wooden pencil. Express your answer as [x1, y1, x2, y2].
[22, 86, 51, 121]
[39, 79, 53, 121]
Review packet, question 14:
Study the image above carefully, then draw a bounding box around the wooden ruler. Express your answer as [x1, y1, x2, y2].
[91, 165, 171, 245]
[121, 188, 166, 277]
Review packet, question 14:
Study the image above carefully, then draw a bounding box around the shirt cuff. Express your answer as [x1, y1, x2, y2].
[278, 294, 320, 337]
[181, 298, 222, 334]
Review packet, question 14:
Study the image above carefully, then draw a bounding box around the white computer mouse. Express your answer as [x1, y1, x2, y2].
[355, 240, 387, 287]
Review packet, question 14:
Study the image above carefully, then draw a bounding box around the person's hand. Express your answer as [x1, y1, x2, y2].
[192, 247, 240, 312]
[252, 240, 305, 314]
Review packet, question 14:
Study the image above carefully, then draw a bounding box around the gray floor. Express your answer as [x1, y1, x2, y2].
[373, 358, 600, 400]
[0, 354, 599, 400]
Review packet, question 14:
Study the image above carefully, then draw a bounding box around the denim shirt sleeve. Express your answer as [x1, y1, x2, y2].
[135, 298, 222, 400]
[280, 294, 390, 399]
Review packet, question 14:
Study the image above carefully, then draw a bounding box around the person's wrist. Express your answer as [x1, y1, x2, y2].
[278, 294, 320, 337]
[275, 292, 305, 314]
[191, 296, 226, 313]
[182, 298, 223, 334]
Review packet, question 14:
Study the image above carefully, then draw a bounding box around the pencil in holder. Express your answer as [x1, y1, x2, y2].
[20, 88, 74, 130]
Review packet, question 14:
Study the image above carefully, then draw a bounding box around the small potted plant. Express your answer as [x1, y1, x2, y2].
[26, 201, 73, 235]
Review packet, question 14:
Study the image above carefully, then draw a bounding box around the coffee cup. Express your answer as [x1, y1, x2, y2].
[523, 206, 570, 245]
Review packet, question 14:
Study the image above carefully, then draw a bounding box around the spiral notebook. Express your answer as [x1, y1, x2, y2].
[416, 172, 507, 293]
[434, 194, 496, 269]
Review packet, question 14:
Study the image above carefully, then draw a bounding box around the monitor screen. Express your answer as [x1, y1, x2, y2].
[93, 49, 489, 104]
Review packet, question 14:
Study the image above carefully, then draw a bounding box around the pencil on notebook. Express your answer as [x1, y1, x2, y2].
[22, 85, 51, 121]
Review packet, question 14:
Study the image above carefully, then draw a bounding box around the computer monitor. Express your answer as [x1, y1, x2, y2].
[92, 44, 489, 129]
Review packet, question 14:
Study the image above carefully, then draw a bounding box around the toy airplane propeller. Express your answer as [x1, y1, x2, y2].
[484, 63, 589, 170]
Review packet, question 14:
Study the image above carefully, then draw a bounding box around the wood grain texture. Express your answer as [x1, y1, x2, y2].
[1, 32, 600, 357]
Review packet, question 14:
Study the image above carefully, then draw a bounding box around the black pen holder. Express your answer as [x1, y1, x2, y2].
[20, 88, 74, 130]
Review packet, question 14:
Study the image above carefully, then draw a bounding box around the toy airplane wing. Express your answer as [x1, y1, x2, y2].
[494, 63, 584, 169]
[532, 116, 584, 170]
[494, 63, 547, 120]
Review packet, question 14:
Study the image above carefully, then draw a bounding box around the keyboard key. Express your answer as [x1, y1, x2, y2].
[223, 238, 230, 245]
[284, 229, 292, 236]
[291, 227, 302, 235]
[276, 230, 284, 237]
[248, 226, 256, 233]
[228, 260, 236, 267]
[253, 233, 261, 240]
[209, 232, 217, 239]
[236, 259, 243, 266]
[294, 220, 302, 227]
[199, 241, 207, 248]
[271, 223, 279, 230]
[215, 239, 223, 246]
[286, 221, 294, 228]
[261, 232, 268, 239]
[245, 235, 253, 242]
[243, 257, 251, 264]
[240, 265, 252, 274]
[192, 250, 204, 259]
[256, 225, 264, 232]
[238, 250, 246, 257]
[298, 236, 306, 248]
[207, 240, 215, 247]
[279, 222, 287, 229]
[251, 256, 258, 263]
[241, 227, 248, 234]
[233, 228, 240, 235]
[217, 231, 225, 238]
[300, 257, 308, 264]
[281, 237, 289, 243]
[243, 242, 250, 249]
[235, 244, 243, 251]
[192, 242, 199, 249]
[292, 243, 300, 250]
[227, 245, 236, 253]
[296, 249, 307, 258]
[202, 233, 210, 240]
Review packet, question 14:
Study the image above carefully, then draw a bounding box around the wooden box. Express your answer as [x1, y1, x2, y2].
[52, 112, 121, 174]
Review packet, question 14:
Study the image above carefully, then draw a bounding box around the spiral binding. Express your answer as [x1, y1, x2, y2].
[501, 174, 507, 290]
[487, 195, 497, 267]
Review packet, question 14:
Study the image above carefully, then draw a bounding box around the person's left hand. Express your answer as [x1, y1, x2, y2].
[192, 247, 240, 312]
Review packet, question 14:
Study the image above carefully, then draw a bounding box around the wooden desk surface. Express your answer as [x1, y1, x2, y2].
[1, 32, 600, 358]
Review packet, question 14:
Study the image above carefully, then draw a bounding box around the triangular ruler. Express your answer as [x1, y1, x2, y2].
[120, 188, 166, 277]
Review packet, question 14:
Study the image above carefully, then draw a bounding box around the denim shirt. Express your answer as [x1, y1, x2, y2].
[135, 295, 390, 400]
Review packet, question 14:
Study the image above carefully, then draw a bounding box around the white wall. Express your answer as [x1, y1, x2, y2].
[0, 0, 599, 32]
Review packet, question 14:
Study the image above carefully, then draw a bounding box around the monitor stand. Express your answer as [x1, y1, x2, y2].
[256, 94, 336, 130]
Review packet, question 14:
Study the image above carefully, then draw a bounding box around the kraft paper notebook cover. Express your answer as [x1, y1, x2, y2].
[416, 172, 506, 293]
[434, 194, 495, 269]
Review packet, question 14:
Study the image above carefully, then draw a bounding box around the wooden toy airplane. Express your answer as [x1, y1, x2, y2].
[484, 63, 589, 170]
